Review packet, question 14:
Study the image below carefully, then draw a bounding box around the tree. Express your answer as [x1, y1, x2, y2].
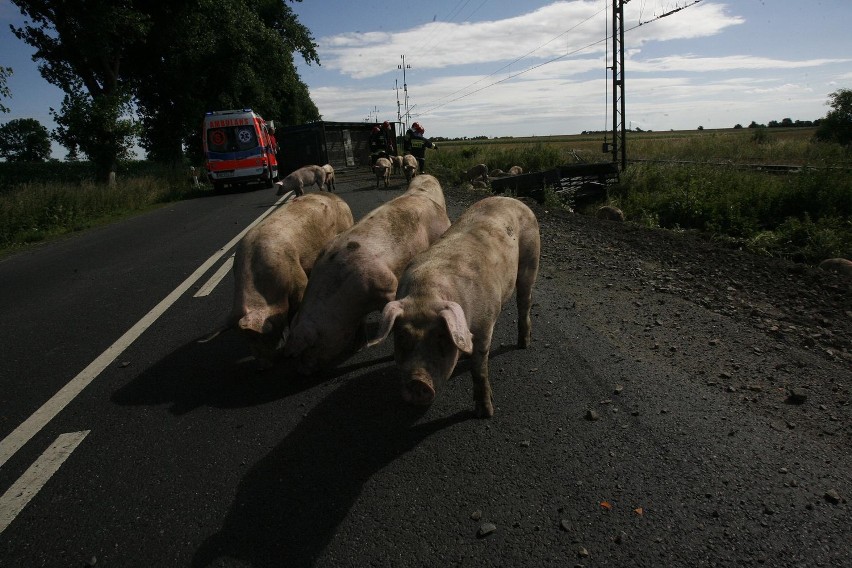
[0, 117, 51, 161]
[0, 67, 11, 114]
[50, 85, 138, 170]
[10, 0, 320, 171]
[814, 88, 852, 146]
[10, 0, 150, 181]
[131, 0, 320, 164]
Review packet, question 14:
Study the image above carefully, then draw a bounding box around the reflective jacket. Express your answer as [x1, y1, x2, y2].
[404, 129, 434, 158]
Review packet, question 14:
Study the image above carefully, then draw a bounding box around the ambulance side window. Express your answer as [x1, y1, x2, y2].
[235, 126, 258, 151]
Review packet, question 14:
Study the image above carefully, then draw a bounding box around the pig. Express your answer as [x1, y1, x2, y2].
[466, 163, 489, 183]
[373, 157, 391, 188]
[508, 165, 524, 176]
[596, 205, 624, 222]
[368, 196, 541, 418]
[321, 164, 336, 192]
[200, 192, 354, 369]
[402, 154, 418, 182]
[284, 174, 452, 375]
[390, 155, 403, 176]
[275, 165, 327, 196]
[818, 257, 852, 277]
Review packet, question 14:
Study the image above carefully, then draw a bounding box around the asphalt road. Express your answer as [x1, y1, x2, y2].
[0, 169, 849, 567]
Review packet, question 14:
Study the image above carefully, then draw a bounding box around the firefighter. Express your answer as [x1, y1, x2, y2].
[403, 121, 437, 174]
[381, 120, 397, 157]
[369, 125, 386, 166]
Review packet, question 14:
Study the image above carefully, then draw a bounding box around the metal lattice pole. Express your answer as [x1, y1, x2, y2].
[612, 0, 628, 171]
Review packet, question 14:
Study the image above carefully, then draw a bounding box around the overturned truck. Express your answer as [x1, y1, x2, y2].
[275, 121, 400, 177]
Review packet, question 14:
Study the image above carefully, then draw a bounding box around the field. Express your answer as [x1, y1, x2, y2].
[1, 127, 850, 263]
[429, 127, 852, 264]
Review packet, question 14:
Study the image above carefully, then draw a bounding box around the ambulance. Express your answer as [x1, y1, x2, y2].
[202, 109, 279, 190]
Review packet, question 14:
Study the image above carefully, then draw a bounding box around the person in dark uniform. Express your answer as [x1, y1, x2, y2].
[369, 125, 385, 166]
[381, 120, 397, 157]
[403, 121, 437, 174]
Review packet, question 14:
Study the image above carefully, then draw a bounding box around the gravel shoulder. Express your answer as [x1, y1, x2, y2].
[444, 184, 852, 446]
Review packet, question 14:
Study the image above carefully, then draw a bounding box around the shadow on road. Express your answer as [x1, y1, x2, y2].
[110, 329, 394, 415]
[191, 369, 471, 567]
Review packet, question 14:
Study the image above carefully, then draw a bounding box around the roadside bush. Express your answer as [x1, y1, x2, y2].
[613, 163, 852, 263]
[0, 175, 204, 251]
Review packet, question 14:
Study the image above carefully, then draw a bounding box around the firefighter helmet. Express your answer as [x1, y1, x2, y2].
[382, 120, 390, 129]
[412, 121, 424, 133]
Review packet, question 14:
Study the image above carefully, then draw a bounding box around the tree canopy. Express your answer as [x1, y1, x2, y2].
[815, 88, 852, 146]
[9, 0, 320, 177]
[0, 67, 12, 114]
[0, 117, 52, 162]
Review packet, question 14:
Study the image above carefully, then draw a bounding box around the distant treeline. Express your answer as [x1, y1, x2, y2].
[581, 118, 822, 136]
[431, 119, 821, 142]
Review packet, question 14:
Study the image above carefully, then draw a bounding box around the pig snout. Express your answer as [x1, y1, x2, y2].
[401, 372, 436, 406]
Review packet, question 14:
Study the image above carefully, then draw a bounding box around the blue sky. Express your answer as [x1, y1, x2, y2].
[2, 1, 851, 158]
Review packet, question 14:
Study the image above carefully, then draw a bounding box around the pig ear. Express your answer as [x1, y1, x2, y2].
[440, 302, 473, 354]
[238, 310, 266, 335]
[367, 301, 404, 347]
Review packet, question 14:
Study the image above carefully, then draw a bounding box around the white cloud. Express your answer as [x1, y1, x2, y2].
[633, 55, 850, 73]
[317, 1, 744, 80]
[303, 2, 849, 136]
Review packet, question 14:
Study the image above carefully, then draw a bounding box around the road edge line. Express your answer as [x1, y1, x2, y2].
[0, 192, 293, 469]
[0, 430, 90, 534]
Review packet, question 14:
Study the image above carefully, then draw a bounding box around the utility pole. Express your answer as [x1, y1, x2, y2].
[611, 0, 628, 171]
[394, 79, 402, 122]
[398, 55, 411, 131]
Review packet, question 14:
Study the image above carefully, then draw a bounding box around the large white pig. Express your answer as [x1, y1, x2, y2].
[368, 196, 540, 418]
[284, 174, 451, 374]
[202, 192, 354, 369]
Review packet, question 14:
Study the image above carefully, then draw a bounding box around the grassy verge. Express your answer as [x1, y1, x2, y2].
[611, 163, 852, 263]
[0, 172, 207, 256]
[430, 128, 852, 264]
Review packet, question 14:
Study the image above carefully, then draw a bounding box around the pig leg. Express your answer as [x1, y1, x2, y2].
[471, 347, 494, 418]
[470, 326, 495, 417]
[516, 243, 540, 348]
[516, 278, 534, 348]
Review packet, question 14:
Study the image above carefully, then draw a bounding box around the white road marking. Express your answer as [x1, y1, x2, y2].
[194, 254, 235, 297]
[0, 192, 293, 470]
[0, 430, 90, 534]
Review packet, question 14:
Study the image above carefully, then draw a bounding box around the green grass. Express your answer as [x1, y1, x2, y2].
[3, 129, 851, 263]
[611, 163, 852, 263]
[0, 169, 207, 256]
[430, 128, 852, 264]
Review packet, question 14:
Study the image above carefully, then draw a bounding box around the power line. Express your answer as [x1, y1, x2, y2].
[423, 5, 608, 110]
[413, 0, 704, 120]
[417, 0, 478, 59]
[415, 36, 609, 117]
